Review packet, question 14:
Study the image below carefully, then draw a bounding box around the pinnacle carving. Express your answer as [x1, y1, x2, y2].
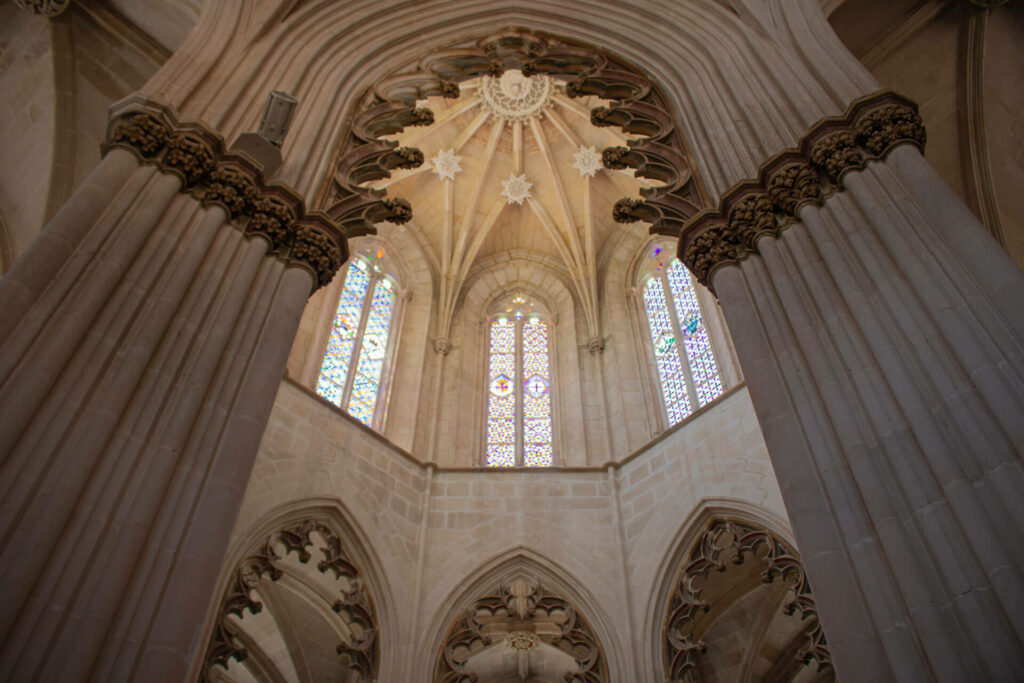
[105, 101, 347, 292]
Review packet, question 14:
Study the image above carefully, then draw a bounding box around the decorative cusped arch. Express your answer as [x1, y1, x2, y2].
[198, 500, 398, 682]
[422, 548, 625, 682]
[645, 499, 833, 683]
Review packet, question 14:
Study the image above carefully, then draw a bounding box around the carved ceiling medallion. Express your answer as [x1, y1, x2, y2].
[481, 70, 553, 121]
[431, 148, 463, 181]
[572, 144, 604, 178]
[501, 173, 533, 205]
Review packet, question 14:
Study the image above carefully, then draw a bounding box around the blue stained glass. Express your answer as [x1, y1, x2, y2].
[316, 261, 371, 406]
[644, 276, 692, 424]
[667, 260, 723, 407]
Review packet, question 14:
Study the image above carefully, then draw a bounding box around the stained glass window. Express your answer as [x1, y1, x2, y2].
[315, 257, 399, 427]
[485, 309, 553, 467]
[642, 252, 724, 426]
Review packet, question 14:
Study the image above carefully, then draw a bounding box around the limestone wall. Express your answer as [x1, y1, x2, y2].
[218, 376, 785, 680]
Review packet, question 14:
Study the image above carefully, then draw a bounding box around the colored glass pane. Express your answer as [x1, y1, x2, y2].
[348, 277, 396, 425]
[484, 316, 553, 467]
[643, 276, 691, 424]
[486, 319, 517, 464]
[667, 260, 723, 406]
[522, 320, 552, 467]
[315, 260, 371, 407]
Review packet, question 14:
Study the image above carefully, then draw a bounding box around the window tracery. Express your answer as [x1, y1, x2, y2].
[316, 249, 400, 427]
[485, 296, 554, 467]
[639, 245, 724, 426]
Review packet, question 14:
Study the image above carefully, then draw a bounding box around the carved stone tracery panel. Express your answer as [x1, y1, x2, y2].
[664, 519, 833, 682]
[203, 519, 379, 682]
[435, 575, 608, 682]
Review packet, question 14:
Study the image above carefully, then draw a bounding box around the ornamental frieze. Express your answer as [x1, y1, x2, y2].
[670, 91, 925, 289]
[103, 98, 347, 291]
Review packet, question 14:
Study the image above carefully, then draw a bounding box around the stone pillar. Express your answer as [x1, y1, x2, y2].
[680, 92, 1024, 681]
[0, 96, 347, 682]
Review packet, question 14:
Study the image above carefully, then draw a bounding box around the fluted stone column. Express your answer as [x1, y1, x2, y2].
[681, 92, 1024, 680]
[0, 96, 347, 682]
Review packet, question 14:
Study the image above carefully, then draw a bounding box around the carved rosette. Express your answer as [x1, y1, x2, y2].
[664, 520, 833, 681]
[676, 92, 925, 291]
[202, 520, 379, 682]
[104, 101, 347, 293]
[436, 576, 608, 682]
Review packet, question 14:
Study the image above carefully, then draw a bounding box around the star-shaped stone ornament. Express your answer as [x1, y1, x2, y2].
[431, 148, 463, 181]
[501, 173, 533, 205]
[572, 145, 603, 178]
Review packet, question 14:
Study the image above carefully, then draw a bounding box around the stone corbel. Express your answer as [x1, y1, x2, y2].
[103, 96, 348, 292]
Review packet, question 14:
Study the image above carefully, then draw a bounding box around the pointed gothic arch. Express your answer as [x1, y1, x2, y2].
[644, 499, 833, 682]
[198, 499, 398, 682]
[422, 547, 625, 682]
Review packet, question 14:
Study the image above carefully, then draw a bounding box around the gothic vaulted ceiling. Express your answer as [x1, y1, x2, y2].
[366, 70, 657, 339]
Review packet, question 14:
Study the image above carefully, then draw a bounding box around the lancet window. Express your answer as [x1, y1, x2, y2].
[640, 247, 724, 425]
[485, 296, 554, 468]
[316, 252, 399, 427]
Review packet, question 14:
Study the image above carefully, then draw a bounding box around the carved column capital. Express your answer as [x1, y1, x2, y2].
[676, 91, 926, 293]
[767, 162, 821, 215]
[853, 103, 927, 158]
[103, 96, 348, 292]
[13, 0, 71, 16]
[808, 131, 865, 183]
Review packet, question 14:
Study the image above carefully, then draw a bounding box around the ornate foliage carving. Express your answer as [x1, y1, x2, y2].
[109, 113, 170, 158]
[202, 519, 379, 682]
[13, 0, 71, 16]
[808, 131, 864, 183]
[677, 92, 925, 291]
[324, 29, 706, 241]
[104, 100, 347, 291]
[664, 520, 833, 681]
[436, 575, 609, 682]
[853, 103, 926, 157]
[767, 163, 821, 215]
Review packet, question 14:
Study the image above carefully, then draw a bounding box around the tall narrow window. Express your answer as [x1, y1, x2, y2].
[642, 255, 723, 425]
[316, 256, 397, 426]
[485, 299, 553, 467]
